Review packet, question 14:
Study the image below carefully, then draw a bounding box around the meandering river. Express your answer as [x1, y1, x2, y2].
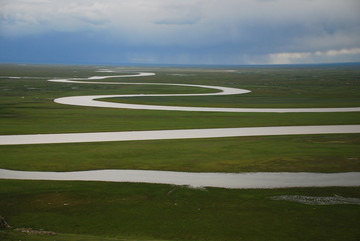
[1, 71, 360, 188]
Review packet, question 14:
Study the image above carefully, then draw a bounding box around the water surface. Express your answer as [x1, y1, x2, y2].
[1, 169, 359, 189]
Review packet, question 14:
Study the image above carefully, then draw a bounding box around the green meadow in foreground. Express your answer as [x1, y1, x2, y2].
[0, 180, 360, 241]
[1, 64, 360, 241]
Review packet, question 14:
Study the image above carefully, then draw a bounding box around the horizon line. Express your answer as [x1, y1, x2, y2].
[1, 61, 360, 68]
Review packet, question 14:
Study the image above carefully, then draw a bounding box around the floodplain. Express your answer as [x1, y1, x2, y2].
[0, 64, 359, 241]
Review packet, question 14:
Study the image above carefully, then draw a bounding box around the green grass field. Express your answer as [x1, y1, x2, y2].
[1, 180, 360, 241]
[1, 134, 360, 173]
[0, 64, 360, 240]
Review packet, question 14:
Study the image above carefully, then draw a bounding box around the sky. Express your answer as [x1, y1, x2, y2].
[0, 0, 360, 65]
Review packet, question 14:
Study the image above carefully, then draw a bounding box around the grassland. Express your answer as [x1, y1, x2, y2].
[1, 64, 359, 172]
[1, 180, 360, 241]
[1, 64, 360, 135]
[105, 67, 360, 108]
[0, 63, 360, 240]
[1, 134, 360, 173]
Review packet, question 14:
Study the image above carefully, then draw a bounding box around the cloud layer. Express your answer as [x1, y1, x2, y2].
[1, 0, 360, 64]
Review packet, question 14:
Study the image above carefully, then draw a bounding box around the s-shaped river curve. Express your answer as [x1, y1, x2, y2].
[50, 72, 360, 113]
[1, 71, 360, 188]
